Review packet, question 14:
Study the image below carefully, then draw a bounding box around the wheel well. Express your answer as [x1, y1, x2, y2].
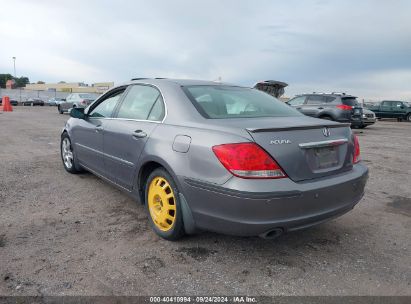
[319, 114, 333, 119]
[138, 161, 164, 204]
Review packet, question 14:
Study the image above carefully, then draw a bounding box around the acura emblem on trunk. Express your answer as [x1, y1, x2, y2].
[323, 127, 331, 137]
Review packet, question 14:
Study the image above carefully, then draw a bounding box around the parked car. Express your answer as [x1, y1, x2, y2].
[47, 97, 65, 106]
[0, 98, 18, 106]
[359, 108, 377, 128]
[58, 93, 97, 114]
[368, 100, 411, 122]
[61, 78, 368, 240]
[22, 98, 44, 106]
[286, 93, 374, 128]
[254, 80, 288, 98]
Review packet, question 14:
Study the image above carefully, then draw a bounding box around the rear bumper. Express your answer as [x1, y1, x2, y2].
[351, 117, 376, 126]
[179, 164, 368, 236]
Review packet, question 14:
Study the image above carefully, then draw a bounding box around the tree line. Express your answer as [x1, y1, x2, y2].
[0, 74, 30, 88]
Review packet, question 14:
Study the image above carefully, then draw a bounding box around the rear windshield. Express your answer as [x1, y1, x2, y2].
[342, 97, 359, 106]
[183, 85, 301, 119]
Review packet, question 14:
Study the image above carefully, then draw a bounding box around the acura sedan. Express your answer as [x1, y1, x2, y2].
[61, 78, 368, 240]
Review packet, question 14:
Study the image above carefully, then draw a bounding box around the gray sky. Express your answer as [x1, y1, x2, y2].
[1, 0, 410, 100]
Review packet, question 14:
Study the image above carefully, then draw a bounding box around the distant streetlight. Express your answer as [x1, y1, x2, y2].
[12, 57, 16, 77]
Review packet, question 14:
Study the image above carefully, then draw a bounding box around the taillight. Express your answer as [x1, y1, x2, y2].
[353, 135, 361, 163]
[336, 104, 353, 111]
[212, 143, 286, 179]
[81, 99, 86, 105]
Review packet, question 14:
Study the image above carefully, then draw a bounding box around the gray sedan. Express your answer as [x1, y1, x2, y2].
[61, 78, 368, 240]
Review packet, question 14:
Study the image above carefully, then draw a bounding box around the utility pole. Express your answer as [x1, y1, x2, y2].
[12, 57, 16, 77]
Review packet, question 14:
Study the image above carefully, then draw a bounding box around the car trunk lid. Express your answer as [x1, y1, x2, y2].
[244, 118, 354, 182]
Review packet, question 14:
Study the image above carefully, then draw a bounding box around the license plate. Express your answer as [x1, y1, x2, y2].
[314, 146, 339, 169]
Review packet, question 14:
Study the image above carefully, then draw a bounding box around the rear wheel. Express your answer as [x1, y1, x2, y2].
[58, 106, 63, 114]
[145, 168, 185, 240]
[406, 113, 411, 122]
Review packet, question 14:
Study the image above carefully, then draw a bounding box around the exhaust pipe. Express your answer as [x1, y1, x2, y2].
[259, 228, 284, 239]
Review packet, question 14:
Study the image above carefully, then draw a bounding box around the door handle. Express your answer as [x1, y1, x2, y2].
[318, 107, 324, 110]
[95, 125, 103, 133]
[132, 130, 147, 139]
[296, 107, 302, 110]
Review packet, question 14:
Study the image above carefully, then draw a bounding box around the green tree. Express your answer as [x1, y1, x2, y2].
[37, 81, 45, 84]
[14, 76, 30, 87]
[0, 74, 13, 88]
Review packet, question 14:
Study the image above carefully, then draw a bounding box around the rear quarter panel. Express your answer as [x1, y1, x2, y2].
[136, 123, 254, 187]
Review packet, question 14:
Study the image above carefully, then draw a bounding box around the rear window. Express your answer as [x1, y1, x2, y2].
[183, 85, 301, 119]
[342, 97, 359, 106]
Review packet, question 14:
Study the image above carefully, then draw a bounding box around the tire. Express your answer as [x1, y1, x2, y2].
[406, 113, 411, 122]
[145, 168, 185, 241]
[358, 125, 367, 129]
[61, 133, 82, 174]
[58, 106, 63, 114]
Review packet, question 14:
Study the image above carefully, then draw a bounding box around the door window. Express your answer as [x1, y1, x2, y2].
[325, 96, 337, 103]
[116, 85, 165, 121]
[394, 101, 403, 108]
[288, 96, 306, 106]
[89, 90, 125, 118]
[306, 95, 325, 104]
[381, 101, 392, 107]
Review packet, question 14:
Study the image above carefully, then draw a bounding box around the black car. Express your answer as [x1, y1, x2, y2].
[0, 98, 18, 106]
[287, 93, 375, 128]
[22, 98, 45, 106]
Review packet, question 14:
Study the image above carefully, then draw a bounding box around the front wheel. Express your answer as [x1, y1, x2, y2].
[145, 168, 185, 241]
[406, 113, 411, 122]
[61, 133, 82, 174]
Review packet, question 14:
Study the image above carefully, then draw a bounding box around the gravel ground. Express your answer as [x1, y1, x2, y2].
[0, 107, 410, 296]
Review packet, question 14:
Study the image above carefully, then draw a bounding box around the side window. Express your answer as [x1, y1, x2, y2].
[288, 96, 306, 106]
[306, 95, 325, 104]
[116, 85, 165, 121]
[381, 101, 392, 107]
[394, 101, 403, 108]
[89, 90, 125, 118]
[325, 96, 336, 103]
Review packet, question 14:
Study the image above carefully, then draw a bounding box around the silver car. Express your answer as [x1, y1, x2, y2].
[58, 93, 97, 114]
[61, 78, 368, 240]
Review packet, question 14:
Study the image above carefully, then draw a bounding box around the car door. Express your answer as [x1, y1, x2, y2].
[102, 84, 165, 190]
[62, 94, 73, 111]
[302, 95, 326, 117]
[71, 88, 126, 174]
[379, 101, 392, 118]
[393, 101, 406, 118]
[286, 96, 306, 112]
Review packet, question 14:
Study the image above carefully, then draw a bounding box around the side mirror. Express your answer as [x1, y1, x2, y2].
[70, 107, 86, 119]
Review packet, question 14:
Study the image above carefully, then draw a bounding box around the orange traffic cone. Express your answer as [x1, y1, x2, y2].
[2, 96, 13, 112]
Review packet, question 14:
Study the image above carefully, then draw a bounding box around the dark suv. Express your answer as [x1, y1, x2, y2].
[286, 93, 376, 128]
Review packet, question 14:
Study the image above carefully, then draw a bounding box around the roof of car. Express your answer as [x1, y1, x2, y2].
[297, 92, 357, 98]
[128, 78, 239, 87]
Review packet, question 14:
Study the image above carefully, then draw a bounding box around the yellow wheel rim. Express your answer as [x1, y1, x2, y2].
[147, 176, 177, 232]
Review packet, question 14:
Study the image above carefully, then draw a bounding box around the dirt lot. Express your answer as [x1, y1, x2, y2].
[0, 107, 410, 296]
